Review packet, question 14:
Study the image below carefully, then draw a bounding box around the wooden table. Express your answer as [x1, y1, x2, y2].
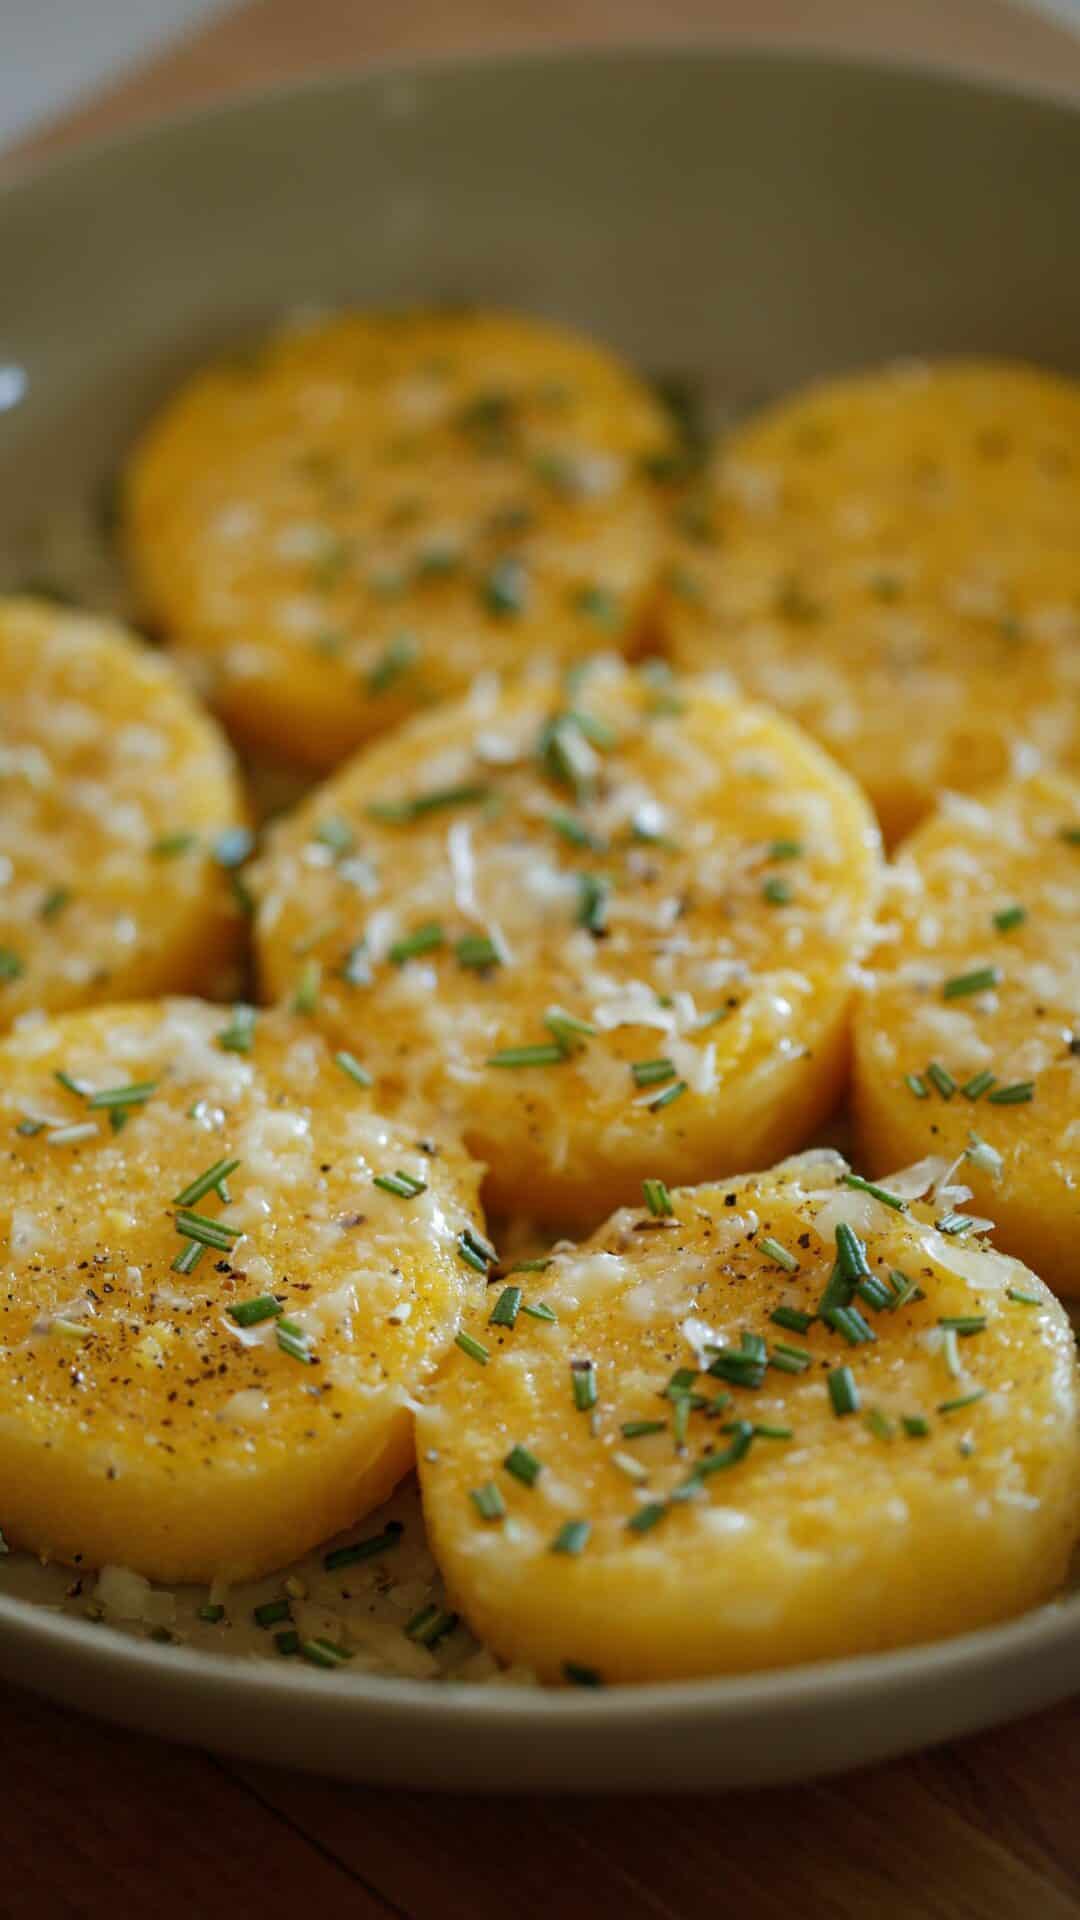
[5, 5, 1080, 1915]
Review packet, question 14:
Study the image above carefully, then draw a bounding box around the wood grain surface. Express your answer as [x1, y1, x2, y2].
[3, 4, 1080, 1916]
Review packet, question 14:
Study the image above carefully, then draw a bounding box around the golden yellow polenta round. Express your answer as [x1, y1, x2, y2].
[660, 360, 1080, 844]
[854, 771, 1080, 1298]
[417, 1152, 1080, 1684]
[0, 999, 486, 1582]
[0, 597, 247, 1027]
[253, 659, 881, 1228]
[124, 308, 673, 769]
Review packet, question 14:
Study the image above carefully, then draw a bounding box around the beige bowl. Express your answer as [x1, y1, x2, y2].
[0, 46, 1078, 1789]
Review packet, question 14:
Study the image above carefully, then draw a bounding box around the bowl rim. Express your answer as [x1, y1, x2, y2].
[4, 35, 1080, 206]
[1, 1581, 1076, 1724]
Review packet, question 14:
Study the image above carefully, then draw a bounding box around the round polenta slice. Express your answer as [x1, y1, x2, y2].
[253, 659, 881, 1228]
[124, 308, 674, 769]
[854, 771, 1080, 1298]
[0, 597, 248, 1027]
[416, 1152, 1080, 1684]
[661, 360, 1080, 843]
[0, 999, 486, 1583]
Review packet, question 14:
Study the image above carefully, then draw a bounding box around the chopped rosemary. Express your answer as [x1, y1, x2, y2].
[323, 1522, 403, 1570]
[761, 875, 793, 906]
[174, 1209, 239, 1252]
[631, 1057, 676, 1088]
[458, 1227, 496, 1273]
[770, 1342, 812, 1374]
[489, 1285, 521, 1328]
[769, 1305, 814, 1334]
[228, 1295, 283, 1328]
[937, 1389, 986, 1415]
[962, 1070, 997, 1101]
[291, 958, 321, 1014]
[926, 1062, 956, 1100]
[621, 1419, 667, 1439]
[366, 633, 417, 694]
[987, 1081, 1034, 1105]
[406, 1606, 458, 1648]
[274, 1630, 300, 1656]
[939, 1314, 986, 1335]
[902, 1414, 930, 1438]
[174, 1157, 240, 1208]
[86, 1080, 158, 1110]
[626, 1501, 668, 1534]
[482, 556, 528, 617]
[197, 1604, 225, 1623]
[571, 1359, 598, 1411]
[827, 1366, 860, 1416]
[40, 885, 72, 921]
[766, 838, 803, 861]
[455, 1330, 490, 1365]
[841, 1172, 907, 1212]
[276, 1320, 314, 1364]
[545, 1007, 596, 1052]
[301, 1639, 352, 1669]
[551, 1520, 592, 1556]
[643, 1078, 687, 1112]
[758, 1235, 799, 1272]
[370, 785, 488, 826]
[520, 1300, 557, 1323]
[1007, 1287, 1041, 1306]
[856, 1274, 895, 1313]
[548, 810, 603, 851]
[389, 922, 444, 965]
[151, 828, 197, 858]
[511, 1257, 551, 1273]
[373, 1169, 427, 1198]
[335, 1050, 372, 1087]
[643, 1177, 674, 1217]
[0, 947, 24, 982]
[504, 1444, 542, 1486]
[835, 1222, 871, 1283]
[217, 1004, 256, 1053]
[943, 966, 1001, 1000]
[823, 1304, 876, 1346]
[253, 1598, 291, 1628]
[992, 905, 1026, 933]
[888, 1269, 921, 1309]
[577, 872, 610, 934]
[865, 1408, 894, 1441]
[487, 1043, 566, 1068]
[905, 1072, 929, 1099]
[456, 933, 501, 972]
[471, 1481, 507, 1521]
[936, 1213, 974, 1236]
